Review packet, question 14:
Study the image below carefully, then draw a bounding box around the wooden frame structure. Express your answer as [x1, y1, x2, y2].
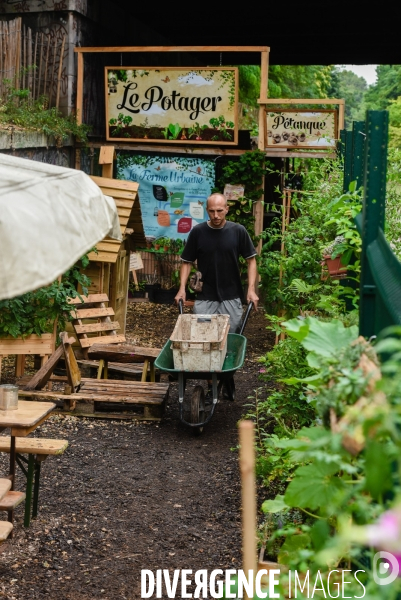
[261, 98, 345, 150]
[74, 46, 344, 241]
[74, 46, 270, 238]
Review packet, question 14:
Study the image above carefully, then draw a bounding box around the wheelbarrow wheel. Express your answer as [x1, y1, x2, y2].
[191, 385, 205, 435]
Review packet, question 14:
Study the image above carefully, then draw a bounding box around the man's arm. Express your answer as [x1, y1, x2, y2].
[246, 256, 259, 309]
[174, 261, 192, 304]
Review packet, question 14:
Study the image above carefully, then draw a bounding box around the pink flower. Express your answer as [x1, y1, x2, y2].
[366, 508, 401, 554]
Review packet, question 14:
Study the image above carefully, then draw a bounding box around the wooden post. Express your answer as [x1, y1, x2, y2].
[37, 32, 43, 99]
[76, 50, 84, 124]
[43, 35, 50, 99]
[55, 35, 66, 109]
[239, 421, 257, 600]
[338, 100, 345, 133]
[254, 49, 270, 252]
[99, 145, 115, 178]
[32, 31, 38, 100]
[48, 36, 57, 107]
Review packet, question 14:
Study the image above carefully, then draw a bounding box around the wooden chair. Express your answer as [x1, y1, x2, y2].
[68, 293, 158, 381]
[19, 333, 169, 420]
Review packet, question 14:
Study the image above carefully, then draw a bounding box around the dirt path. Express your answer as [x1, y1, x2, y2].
[0, 304, 272, 600]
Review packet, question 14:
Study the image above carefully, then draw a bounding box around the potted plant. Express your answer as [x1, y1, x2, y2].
[321, 235, 347, 277]
[170, 238, 184, 255]
[129, 281, 146, 298]
[161, 237, 171, 253]
[153, 239, 161, 251]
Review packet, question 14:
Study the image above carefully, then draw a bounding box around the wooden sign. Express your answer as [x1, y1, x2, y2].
[265, 109, 337, 148]
[105, 67, 238, 145]
[129, 252, 144, 271]
[224, 184, 245, 200]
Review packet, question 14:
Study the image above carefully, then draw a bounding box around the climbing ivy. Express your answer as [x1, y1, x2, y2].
[214, 149, 272, 241]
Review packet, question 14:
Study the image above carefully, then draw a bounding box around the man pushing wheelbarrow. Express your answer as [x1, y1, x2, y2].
[154, 193, 259, 434]
[174, 192, 259, 327]
[175, 192, 259, 398]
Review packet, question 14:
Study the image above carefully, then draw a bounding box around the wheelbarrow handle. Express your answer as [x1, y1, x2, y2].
[178, 299, 184, 315]
[239, 302, 253, 335]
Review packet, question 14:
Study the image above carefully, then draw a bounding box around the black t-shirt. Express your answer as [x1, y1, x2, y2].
[181, 221, 256, 302]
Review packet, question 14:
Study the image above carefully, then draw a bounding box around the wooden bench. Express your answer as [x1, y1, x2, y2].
[0, 438, 68, 527]
[20, 333, 169, 420]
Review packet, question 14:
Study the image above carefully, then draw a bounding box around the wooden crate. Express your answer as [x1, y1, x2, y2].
[170, 314, 230, 371]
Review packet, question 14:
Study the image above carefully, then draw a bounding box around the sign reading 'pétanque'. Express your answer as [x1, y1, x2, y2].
[265, 109, 337, 148]
[105, 67, 238, 145]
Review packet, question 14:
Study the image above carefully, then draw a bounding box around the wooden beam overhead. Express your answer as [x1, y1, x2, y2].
[74, 45, 269, 53]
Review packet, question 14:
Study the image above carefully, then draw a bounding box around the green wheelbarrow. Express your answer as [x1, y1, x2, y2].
[154, 302, 253, 433]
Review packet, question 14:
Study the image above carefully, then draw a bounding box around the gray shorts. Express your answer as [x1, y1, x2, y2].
[193, 298, 243, 333]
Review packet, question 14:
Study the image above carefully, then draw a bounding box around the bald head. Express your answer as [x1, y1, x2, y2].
[206, 193, 227, 209]
[206, 193, 229, 228]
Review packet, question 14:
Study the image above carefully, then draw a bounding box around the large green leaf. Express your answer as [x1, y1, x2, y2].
[278, 533, 311, 565]
[364, 440, 393, 500]
[284, 461, 344, 511]
[284, 318, 358, 358]
[261, 494, 289, 514]
[282, 317, 310, 342]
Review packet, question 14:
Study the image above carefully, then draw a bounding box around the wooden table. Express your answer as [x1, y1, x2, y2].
[0, 400, 55, 524]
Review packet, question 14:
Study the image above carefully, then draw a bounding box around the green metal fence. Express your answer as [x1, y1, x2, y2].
[342, 110, 401, 338]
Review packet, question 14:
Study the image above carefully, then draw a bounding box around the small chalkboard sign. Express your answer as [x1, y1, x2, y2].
[153, 185, 168, 201]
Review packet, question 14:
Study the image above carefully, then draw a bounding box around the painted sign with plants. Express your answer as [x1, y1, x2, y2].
[265, 109, 337, 148]
[106, 67, 238, 145]
[117, 153, 215, 243]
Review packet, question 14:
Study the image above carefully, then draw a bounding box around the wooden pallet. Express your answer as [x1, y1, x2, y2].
[19, 381, 169, 419]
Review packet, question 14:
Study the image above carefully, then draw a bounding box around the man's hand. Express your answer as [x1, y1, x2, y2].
[247, 289, 259, 310]
[175, 289, 186, 305]
[175, 262, 192, 305]
[246, 256, 259, 310]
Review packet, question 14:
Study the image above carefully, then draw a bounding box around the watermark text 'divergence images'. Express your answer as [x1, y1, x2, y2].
[141, 568, 367, 598]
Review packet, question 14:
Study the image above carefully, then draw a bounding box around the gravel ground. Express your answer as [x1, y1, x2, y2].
[0, 303, 273, 599]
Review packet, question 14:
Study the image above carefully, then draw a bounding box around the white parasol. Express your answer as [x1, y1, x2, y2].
[0, 153, 121, 300]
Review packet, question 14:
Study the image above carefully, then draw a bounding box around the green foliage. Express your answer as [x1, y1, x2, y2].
[365, 65, 401, 110]
[246, 336, 315, 485]
[329, 68, 368, 128]
[109, 113, 133, 137]
[269, 65, 333, 100]
[209, 115, 234, 140]
[360, 65, 401, 146]
[385, 148, 401, 260]
[257, 318, 401, 595]
[214, 150, 271, 241]
[0, 81, 90, 143]
[187, 122, 207, 140]
[238, 65, 333, 107]
[0, 254, 92, 338]
[162, 123, 182, 140]
[258, 159, 361, 317]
